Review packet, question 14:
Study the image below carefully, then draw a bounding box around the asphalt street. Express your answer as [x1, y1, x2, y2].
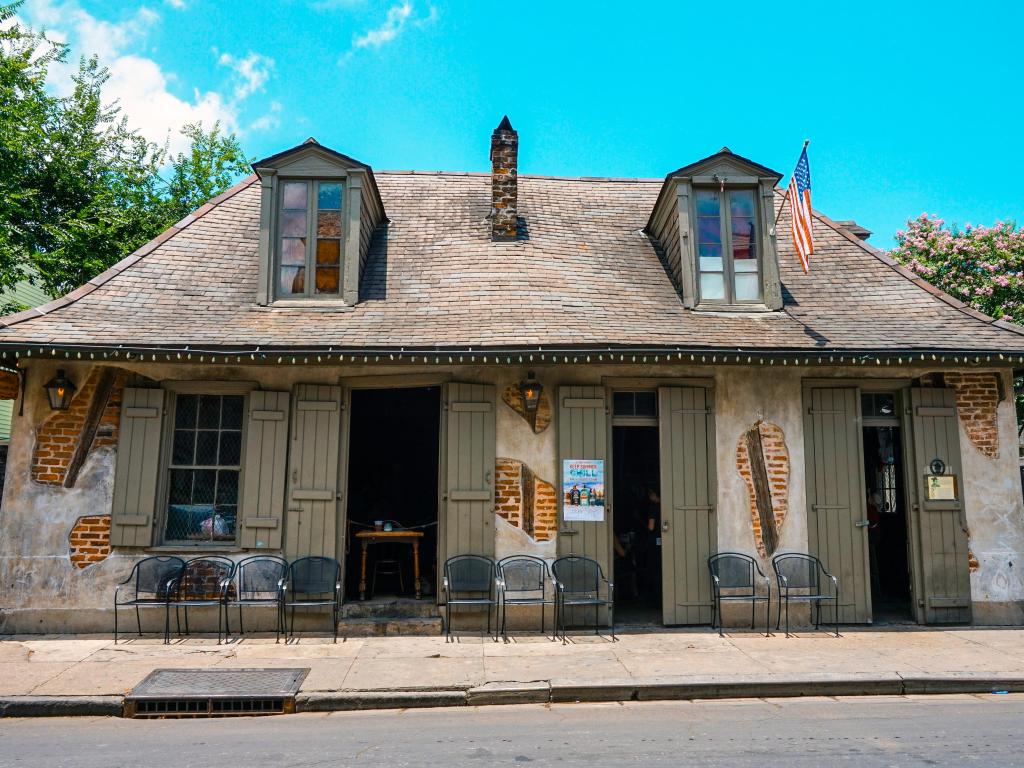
[1, 694, 1020, 767]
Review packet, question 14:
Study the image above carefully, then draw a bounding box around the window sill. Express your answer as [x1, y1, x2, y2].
[692, 303, 778, 314]
[145, 545, 247, 554]
[265, 299, 355, 312]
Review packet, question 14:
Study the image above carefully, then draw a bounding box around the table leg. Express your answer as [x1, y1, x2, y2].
[413, 541, 421, 600]
[359, 540, 369, 601]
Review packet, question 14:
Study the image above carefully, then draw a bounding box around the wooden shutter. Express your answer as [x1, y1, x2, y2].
[910, 388, 971, 624]
[110, 388, 165, 547]
[659, 386, 717, 625]
[441, 383, 496, 563]
[557, 386, 611, 575]
[804, 387, 871, 623]
[239, 391, 290, 549]
[284, 385, 342, 560]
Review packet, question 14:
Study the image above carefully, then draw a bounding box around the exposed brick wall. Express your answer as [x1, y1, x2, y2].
[490, 117, 518, 239]
[68, 514, 111, 568]
[736, 421, 790, 558]
[945, 373, 1000, 459]
[495, 457, 557, 542]
[32, 367, 126, 486]
[501, 385, 552, 433]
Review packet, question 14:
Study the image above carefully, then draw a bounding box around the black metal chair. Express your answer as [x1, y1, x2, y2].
[222, 555, 288, 642]
[551, 555, 615, 643]
[113, 556, 185, 644]
[442, 555, 498, 642]
[708, 552, 771, 637]
[496, 555, 553, 641]
[771, 552, 840, 637]
[280, 556, 342, 643]
[166, 556, 235, 644]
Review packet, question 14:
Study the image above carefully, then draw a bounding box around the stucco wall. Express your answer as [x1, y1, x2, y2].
[2, 359, 1022, 632]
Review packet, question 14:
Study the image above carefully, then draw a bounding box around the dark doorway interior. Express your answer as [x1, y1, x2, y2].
[612, 425, 662, 624]
[345, 386, 440, 601]
[863, 424, 912, 622]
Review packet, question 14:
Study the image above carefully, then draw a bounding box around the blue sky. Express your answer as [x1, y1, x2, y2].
[16, 0, 1024, 246]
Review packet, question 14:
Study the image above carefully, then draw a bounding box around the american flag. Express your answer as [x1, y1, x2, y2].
[787, 146, 813, 272]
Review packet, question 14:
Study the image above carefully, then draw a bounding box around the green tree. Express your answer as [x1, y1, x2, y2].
[0, 1, 251, 299]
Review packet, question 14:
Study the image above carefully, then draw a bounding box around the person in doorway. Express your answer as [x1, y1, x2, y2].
[636, 486, 662, 603]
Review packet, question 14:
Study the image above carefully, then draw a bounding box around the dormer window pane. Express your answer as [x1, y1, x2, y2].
[694, 187, 761, 304]
[275, 179, 344, 299]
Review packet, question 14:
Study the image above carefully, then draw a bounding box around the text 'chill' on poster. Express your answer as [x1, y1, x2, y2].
[563, 459, 605, 522]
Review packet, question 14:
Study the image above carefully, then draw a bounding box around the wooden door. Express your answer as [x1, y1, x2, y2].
[804, 387, 871, 623]
[910, 388, 971, 624]
[659, 386, 717, 625]
[557, 386, 612, 580]
[441, 383, 496, 565]
[284, 384, 343, 560]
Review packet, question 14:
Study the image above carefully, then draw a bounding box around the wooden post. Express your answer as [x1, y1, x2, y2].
[63, 368, 117, 489]
[744, 424, 779, 557]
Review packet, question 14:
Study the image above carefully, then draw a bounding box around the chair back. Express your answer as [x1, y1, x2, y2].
[497, 556, 548, 595]
[131, 556, 186, 599]
[552, 555, 602, 596]
[772, 553, 822, 592]
[234, 555, 288, 600]
[708, 553, 760, 593]
[444, 555, 495, 593]
[288, 556, 341, 595]
[178, 556, 234, 600]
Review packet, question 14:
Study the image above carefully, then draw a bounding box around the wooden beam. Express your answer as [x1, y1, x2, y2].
[744, 424, 779, 556]
[63, 368, 117, 489]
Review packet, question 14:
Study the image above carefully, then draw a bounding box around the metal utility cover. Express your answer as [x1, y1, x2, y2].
[125, 668, 309, 718]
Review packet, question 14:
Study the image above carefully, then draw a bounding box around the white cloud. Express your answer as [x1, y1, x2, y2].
[249, 100, 282, 132]
[20, 1, 278, 154]
[353, 2, 413, 49]
[164, 0, 188, 9]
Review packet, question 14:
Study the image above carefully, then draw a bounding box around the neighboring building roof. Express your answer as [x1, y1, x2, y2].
[0, 169, 1022, 356]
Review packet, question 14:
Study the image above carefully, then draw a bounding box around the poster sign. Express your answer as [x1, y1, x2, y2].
[563, 459, 605, 522]
[925, 474, 958, 501]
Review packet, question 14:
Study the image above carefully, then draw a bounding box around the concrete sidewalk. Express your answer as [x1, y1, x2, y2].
[3, 626, 1024, 716]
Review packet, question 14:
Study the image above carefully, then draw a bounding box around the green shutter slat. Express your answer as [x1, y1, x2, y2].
[443, 383, 496, 565]
[240, 391, 290, 549]
[110, 388, 165, 547]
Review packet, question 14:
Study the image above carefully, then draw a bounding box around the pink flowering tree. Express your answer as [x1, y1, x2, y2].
[890, 214, 1024, 456]
[890, 214, 1024, 325]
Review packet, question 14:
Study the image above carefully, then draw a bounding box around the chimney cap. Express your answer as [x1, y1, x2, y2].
[494, 115, 515, 133]
[836, 220, 872, 241]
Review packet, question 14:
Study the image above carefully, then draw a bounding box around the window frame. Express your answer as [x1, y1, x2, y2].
[274, 178, 347, 301]
[692, 184, 763, 306]
[155, 386, 252, 548]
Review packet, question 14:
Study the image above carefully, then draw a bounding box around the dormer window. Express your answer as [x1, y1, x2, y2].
[695, 188, 761, 303]
[278, 180, 344, 297]
[646, 148, 783, 312]
[252, 138, 386, 307]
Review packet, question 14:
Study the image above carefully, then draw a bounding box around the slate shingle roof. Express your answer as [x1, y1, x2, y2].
[1, 170, 1022, 354]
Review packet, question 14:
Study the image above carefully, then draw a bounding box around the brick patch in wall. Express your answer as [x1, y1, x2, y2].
[69, 514, 112, 568]
[944, 373, 1000, 459]
[32, 367, 125, 486]
[501, 385, 552, 434]
[736, 421, 790, 558]
[495, 457, 557, 542]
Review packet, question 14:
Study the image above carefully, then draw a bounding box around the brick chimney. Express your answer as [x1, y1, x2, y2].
[490, 116, 518, 240]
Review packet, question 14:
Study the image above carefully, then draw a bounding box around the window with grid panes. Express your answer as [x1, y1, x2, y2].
[163, 394, 244, 544]
[694, 187, 761, 304]
[278, 180, 343, 298]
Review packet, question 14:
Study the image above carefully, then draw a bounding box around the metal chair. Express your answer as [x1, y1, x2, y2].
[280, 556, 342, 643]
[771, 552, 840, 637]
[442, 555, 498, 642]
[708, 552, 771, 637]
[166, 556, 235, 644]
[551, 555, 615, 643]
[496, 555, 553, 641]
[113, 556, 184, 644]
[222, 555, 288, 641]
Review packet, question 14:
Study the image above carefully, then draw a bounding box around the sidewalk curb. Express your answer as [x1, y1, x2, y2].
[6, 676, 1024, 717]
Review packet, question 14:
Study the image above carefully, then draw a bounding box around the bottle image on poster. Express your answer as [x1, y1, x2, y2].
[563, 459, 605, 522]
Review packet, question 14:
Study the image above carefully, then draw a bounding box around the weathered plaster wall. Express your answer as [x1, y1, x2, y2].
[2, 359, 1023, 632]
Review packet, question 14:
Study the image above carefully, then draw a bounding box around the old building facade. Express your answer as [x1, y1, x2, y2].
[2, 120, 1023, 633]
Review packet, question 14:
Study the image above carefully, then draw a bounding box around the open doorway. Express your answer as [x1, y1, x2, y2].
[611, 416, 662, 626]
[861, 392, 912, 622]
[345, 386, 441, 602]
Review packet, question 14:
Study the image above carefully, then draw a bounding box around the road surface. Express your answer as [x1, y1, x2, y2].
[0, 694, 1018, 767]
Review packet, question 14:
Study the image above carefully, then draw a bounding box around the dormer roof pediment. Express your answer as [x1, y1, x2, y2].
[252, 138, 373, 178]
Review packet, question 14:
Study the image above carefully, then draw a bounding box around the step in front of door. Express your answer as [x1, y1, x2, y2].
[337, 617, 443, 637]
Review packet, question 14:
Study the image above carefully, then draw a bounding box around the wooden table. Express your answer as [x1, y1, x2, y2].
[355, 530, 425, 600]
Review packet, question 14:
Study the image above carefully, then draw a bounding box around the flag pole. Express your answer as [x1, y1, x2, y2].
[773, 139, 810, 228]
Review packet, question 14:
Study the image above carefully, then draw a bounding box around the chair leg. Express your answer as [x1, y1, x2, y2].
[751, 597, 756, 631]
[765, 592, 771, 638]
[239, 605, 244, 637]
[834, 593, 840, 637]
[445, 599, 451, 643]
[136, 605, 142, 637]
[785, 597, 790, 638]
[164, 602, 170, 645]
[610, 602, 615, 642]
[114, 602, 119, 645]
[275, 602, 281, 644]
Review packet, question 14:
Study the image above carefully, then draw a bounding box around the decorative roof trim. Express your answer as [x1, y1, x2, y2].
[0, 174, 259, 330]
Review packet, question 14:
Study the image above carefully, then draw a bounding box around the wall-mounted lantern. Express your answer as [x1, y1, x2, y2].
[519, 371, 543, 428]
[44, 369, 75, 411]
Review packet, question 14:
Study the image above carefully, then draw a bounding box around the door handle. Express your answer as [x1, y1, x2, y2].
[662, 521, 670, 532]
[854, 520, 870, 528]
